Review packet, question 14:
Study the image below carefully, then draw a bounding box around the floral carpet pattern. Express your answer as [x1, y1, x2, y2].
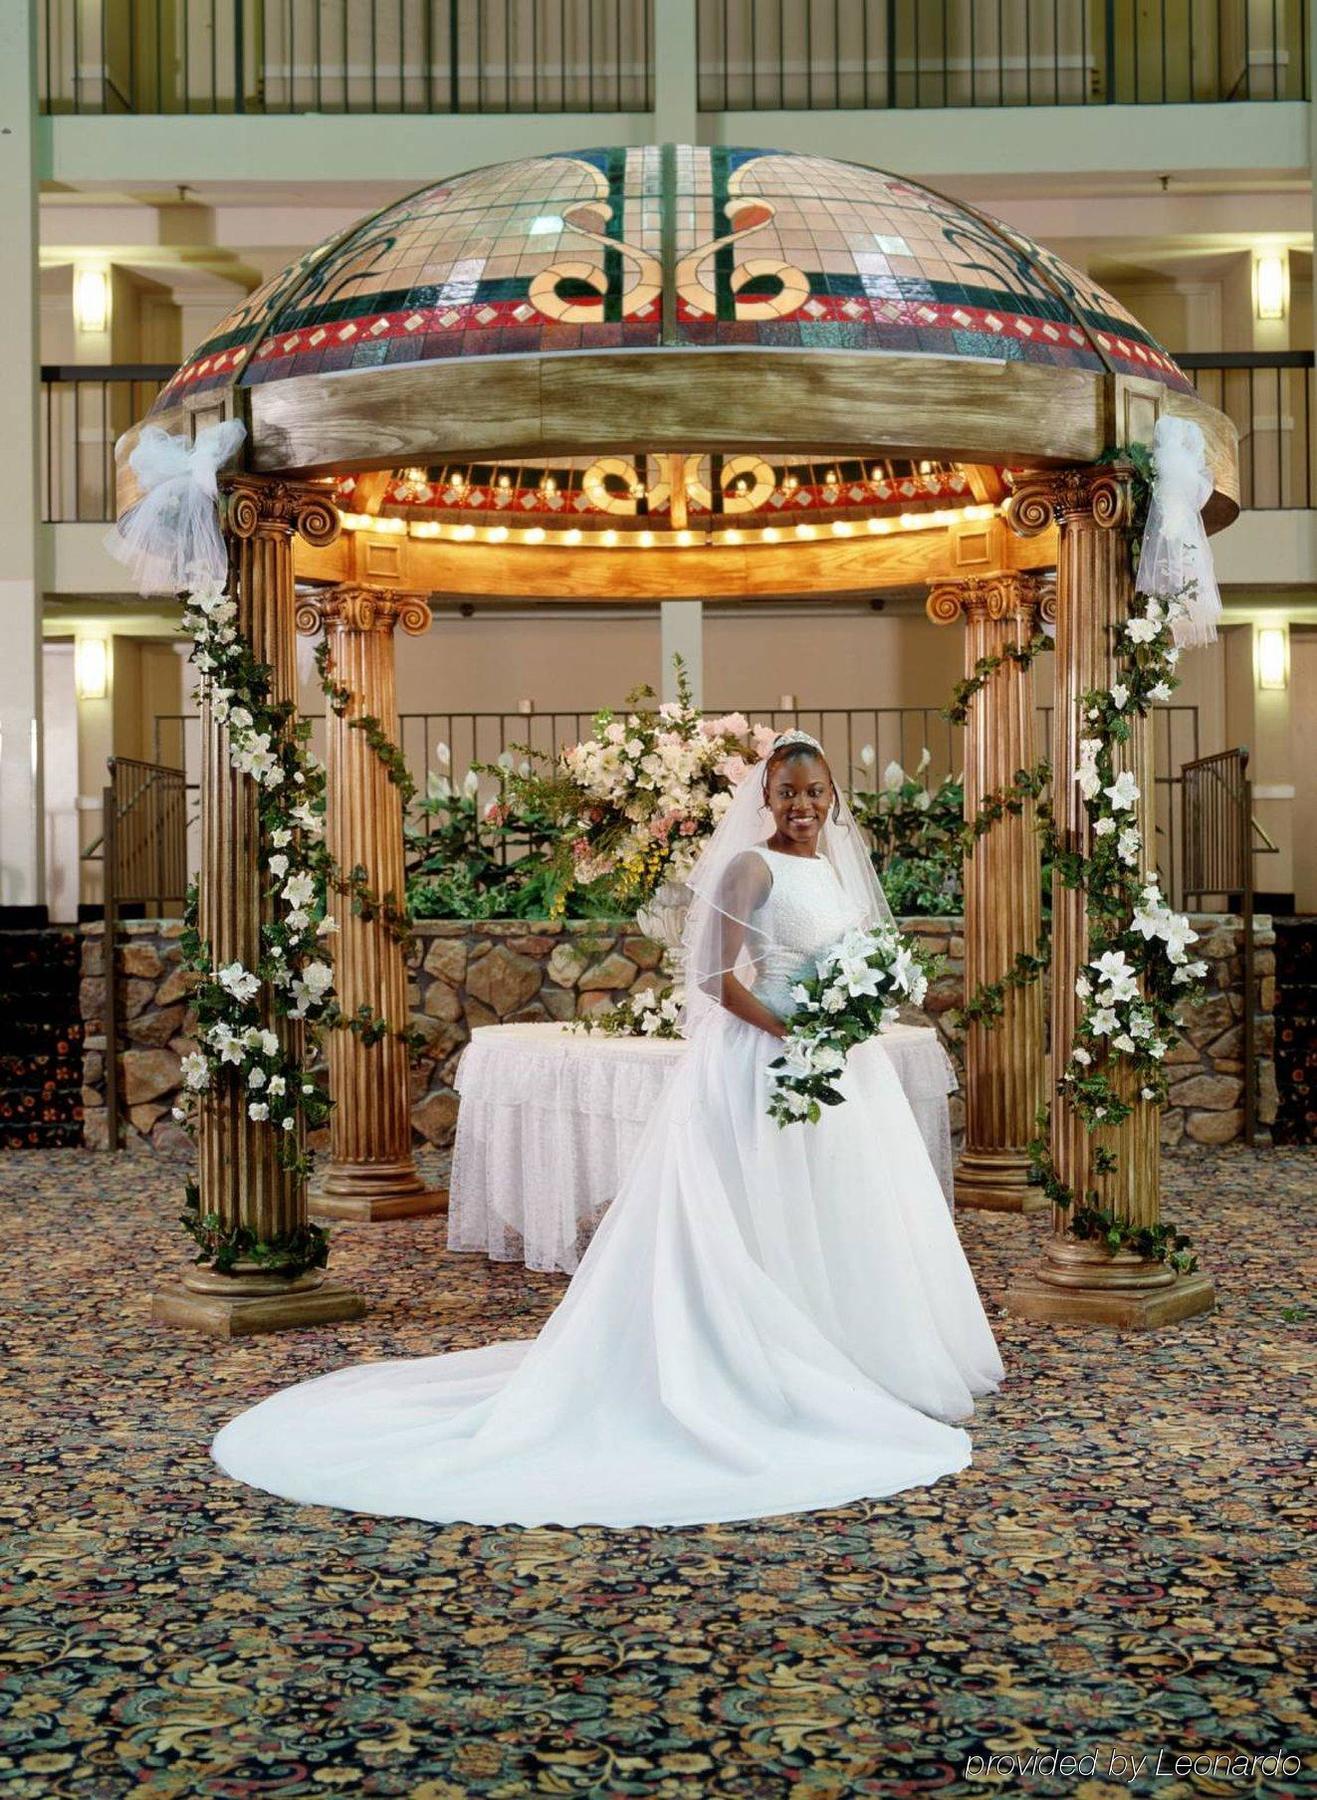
[1, 1145, 1313, 1799]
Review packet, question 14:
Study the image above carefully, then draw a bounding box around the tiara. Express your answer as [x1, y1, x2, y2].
[771, 729, 824, 754]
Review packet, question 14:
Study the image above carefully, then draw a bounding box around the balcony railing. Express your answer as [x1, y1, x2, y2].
[39, 0, 1304, 114]
[153, 702, 1200, 904]
[1178, 352, 1316, 511]
[698, 0, 1308, 108]
[41, 365, 172, 524]
[41, 354, 1317, 527]
[39, 0, 652, 115]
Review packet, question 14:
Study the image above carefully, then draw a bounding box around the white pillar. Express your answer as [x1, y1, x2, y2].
[0, 0, 44, 909]
[660, 600, 704, 706]
[653, 0, 698, 142]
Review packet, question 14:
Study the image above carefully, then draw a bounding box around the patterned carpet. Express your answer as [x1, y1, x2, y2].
[1, 1144, 1313, 1799]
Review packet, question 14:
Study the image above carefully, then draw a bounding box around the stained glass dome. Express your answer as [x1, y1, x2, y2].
[153, 145, 1192, 416]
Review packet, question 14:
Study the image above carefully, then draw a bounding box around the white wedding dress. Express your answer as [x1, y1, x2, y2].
[212, 845, 1005, 1528]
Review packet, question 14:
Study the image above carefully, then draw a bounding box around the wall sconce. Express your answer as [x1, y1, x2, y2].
[73, 266, 110, 334]
[75, 636, 109, 700]
[1256, 624, 1289, 690]
[1253, 252, 1288, 322]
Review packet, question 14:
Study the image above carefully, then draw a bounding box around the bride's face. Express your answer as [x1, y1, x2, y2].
[766, 751, 833, 850]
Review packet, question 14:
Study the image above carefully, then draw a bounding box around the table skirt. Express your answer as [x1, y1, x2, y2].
[449, 1021, 959, 1275]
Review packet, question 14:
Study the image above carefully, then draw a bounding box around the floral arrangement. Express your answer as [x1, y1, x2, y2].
[849, 747, 966, 916]
[493, 662, 774, 914]
[1059, 586, 1207, 1126]
[172, 578, 339, 1176]
[569, 985, 685, 1041]
[766, 925, 935, 1127]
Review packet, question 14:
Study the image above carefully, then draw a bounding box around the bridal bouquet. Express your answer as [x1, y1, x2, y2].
[766, 925, 935, 1127]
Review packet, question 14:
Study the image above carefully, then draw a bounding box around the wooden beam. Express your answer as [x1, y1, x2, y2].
[293, 518, 1059, 601]
[250, 348, 1108, 478]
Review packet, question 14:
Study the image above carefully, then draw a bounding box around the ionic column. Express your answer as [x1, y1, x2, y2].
[303, 585, 446, 1221]
[1004, 467, 1214, 1327]
[926, 571, 1050, 1212]
[152, 475, 366, 1335]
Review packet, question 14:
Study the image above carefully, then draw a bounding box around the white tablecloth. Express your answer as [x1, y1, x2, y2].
[448, 1021, 959, 1274]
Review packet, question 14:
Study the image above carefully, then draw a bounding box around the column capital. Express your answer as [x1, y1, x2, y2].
[925, 570, 1055, 627]
[220, 473, 340, 548]
[296, 585, 432, 638]
[1003, 464, 1137, 537]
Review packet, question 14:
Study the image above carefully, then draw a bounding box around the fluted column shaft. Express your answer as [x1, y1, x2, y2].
[155, 474, 366, 1334]
[1003, 466, 1214, 1326]
[307, 586, 446, 1220]
[926, 572, 1049, 1211]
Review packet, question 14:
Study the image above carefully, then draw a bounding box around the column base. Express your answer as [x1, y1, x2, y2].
[312, 1187, 448, 1222]
[954, 1149, 1050, 1213]
[312, 1160, 448, 1221]
[1006, 1267, 1216, 1329]
[151, 1280, 368, 1338]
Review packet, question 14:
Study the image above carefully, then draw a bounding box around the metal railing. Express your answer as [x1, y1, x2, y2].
[1181, 745, 1280, 1144]
[41, 365, 172, 524]
[697, 0, 1308, 108]
[86, 757, 190, 1148]
[155, 700, 1201, 903]
[1178, 352, 1316, 511]
[39, 0, 652, 114]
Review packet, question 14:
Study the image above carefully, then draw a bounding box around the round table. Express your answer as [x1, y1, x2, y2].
[448, 1020, 959, 1275]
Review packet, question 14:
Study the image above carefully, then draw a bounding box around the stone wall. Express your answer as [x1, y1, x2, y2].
[78, 919, 197, 1155]
[75, 912, 1275, 1154]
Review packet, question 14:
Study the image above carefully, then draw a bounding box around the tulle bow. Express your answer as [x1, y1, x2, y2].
[105, 418, 247, 597]
[1134, 415, 1221, 647]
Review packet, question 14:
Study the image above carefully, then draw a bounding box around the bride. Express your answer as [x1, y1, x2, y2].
[213, 731, 1005, 1528]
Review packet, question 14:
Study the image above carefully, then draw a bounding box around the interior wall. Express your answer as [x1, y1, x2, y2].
[293, 606, 971, 724]
[1290, 629, 1317, 912]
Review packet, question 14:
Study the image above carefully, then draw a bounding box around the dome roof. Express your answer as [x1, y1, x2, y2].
[154, 145, 1192, 415]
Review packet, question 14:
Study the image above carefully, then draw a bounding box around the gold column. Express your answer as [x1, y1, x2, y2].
[926, 570, 1050, 1212]
[152, 475, 366, 1336]
[303, 586, 446, 1221]
[1004, 466, 1215, 1327]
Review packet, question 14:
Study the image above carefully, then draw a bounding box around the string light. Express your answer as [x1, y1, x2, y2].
[351, 499, 1000, 547]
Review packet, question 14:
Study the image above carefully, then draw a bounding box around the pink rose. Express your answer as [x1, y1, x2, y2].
[717, 754, 750, 786]
[679, 819, 698, 836]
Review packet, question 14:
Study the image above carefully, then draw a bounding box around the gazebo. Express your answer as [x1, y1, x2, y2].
[116, 146, 1238, 1338]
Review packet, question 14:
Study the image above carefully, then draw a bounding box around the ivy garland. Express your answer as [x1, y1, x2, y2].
[943, 631, 1053, 727]
[944, 636, 1055, 1037]
[170, 581, 422, 1279]
[171, 582, 341, 1189]
[181, 1179, 329, 1277]
[312, 634, 424, 1055]
[1027, 450, 1207, 1273]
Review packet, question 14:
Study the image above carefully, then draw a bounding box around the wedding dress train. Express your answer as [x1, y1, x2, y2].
[212, 846, 1005, 1528]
